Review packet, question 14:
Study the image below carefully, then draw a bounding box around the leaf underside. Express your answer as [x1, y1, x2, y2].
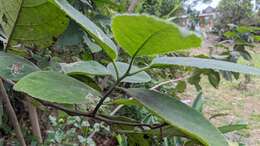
[107, 62, 151, 83]
[0, 51, 39, 81]
[60, 61, 110, 76]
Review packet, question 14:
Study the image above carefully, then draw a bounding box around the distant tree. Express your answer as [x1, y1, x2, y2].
[216, 0, 253, 28]
[139, 0, 212, 18]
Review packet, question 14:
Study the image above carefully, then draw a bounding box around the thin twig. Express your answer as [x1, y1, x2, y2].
[110, 105, 124, 116]
[150, 75, 190, 91]
[0, 79, 26, 146]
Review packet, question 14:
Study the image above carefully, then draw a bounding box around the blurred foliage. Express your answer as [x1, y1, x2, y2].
[215, 0, 254, 30]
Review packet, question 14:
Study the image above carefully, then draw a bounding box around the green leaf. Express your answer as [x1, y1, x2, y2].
[112, 14, 201, 57]
[83, 36, 102, 53]
[192, 91, 204, 113]
[14, 71, 101, 104]
[56, 21, 84, 49]
[60, 61, 110, 76]
[208, 71, 220, 88]
[175, 80, 186, 93]
[69, 74, 102, 92]
[50, 0, 118, 60]
[224, 31, 237, 38]
[125, 88, 228, 146]
[107, 62, 151, 83]
[112, 98, 139, 106]
[151, 57, 260, 75]
[254, 36, 260, 41]
[116, 134, 128, 146]
[0, 52, 39, 81]
[218, 124, 248, 134]
[0, 0, 69, 52]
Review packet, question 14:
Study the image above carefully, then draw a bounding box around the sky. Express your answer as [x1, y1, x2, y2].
[193, 0, 221, 11]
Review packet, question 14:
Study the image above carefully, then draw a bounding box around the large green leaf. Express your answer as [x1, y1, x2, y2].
[112, 14, 201, 57]
[0, 51, 39, 81]
[50, 0, 118, 60]
[107, 62, 151, 83]
[151, 57, 260, 75]
[125, 88, 228, 146]
[60, 61, 110, 76]
[0, 0, 69, 52]
[14, 71, 101, 104]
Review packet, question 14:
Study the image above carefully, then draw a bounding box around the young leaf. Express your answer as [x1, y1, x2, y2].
[14, 71, 101, 104]
[125, 88, 228, 146]
[60, 61, 110, 76]
[207, 71, 220, 88]
[107, 62, 151, 83]
[151, 57, 260, 75]
[0, 52, 39, 81]
[0, 0, 69, 52]
[49, 0, 118, 60]
[112, 14, 201, 57]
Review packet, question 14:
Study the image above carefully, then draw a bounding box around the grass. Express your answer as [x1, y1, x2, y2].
[182, 75, 260, 145]
[182, 45, 260, 145]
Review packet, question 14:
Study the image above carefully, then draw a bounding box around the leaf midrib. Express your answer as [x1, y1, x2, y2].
[5, 0, 25, 50]
[133, 26, 172, 56]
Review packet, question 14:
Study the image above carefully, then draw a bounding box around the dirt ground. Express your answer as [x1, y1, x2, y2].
[186, 34, 260, 145]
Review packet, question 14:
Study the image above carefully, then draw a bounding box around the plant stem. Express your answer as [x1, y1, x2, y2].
[0, 79, 26, 146]
[91, 75, 125, 115]
[39, 100, 166, 129]
[92, 30, 155, 115]
[112, 61, 120, 80]
[150, 75, 190, 91]
[128, 66, 151, 76]
[92, 51, 139, 116]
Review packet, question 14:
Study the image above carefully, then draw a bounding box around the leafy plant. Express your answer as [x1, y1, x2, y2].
[0, 0, 259, 145]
